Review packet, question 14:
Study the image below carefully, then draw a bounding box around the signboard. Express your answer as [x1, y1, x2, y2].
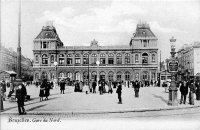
[168, 60, 179, 73]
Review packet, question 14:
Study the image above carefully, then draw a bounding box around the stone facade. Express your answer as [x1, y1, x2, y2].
[177, 42, 200, 79]
[33, 23, 159, 83]
[0, 46, 33, 81]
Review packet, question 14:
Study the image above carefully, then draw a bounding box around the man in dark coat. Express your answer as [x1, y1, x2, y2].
[180, 81, 188, 104]
[45, 81, 51, 100]
[189, 81, 196, 105]
[195, 81, 200, 100]
[1, 81, 6, 101]
[60, 80, 66, 94]
[1, 84, 4, 112]
[116, 82, 122, 104]
[92, 81, 97, 93]
[15, 84, 27, 115]
[134, 80, 140, 97]
[99, 80, 103, 95]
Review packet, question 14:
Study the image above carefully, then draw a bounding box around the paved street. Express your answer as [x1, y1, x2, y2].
[1, 85, 200, 130]
[1, 85, 200, 114]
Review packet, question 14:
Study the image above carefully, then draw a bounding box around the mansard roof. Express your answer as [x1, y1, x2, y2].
[133, 23, 157, 39]
[35, 25, 62, 42]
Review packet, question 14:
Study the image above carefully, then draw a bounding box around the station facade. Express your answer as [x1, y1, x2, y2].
[33, 23, 159, 83]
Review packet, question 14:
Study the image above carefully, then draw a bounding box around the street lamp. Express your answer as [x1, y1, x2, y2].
[96, 60, 100, 87]
[54, 61, 58, 84]
[168, 36, 178, 106]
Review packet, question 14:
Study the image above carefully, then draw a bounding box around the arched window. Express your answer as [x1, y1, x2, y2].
[67, 54, 73, 65]
[116, 71, 122, 82]
[83, 53, 89, 64]
[59, 72, 65, 78]
[125, 53, 130, 64]
[152, 54, 156, 62]
[75, 72, 81, 81]
[125, 72, 131, 81]
[42, 54, 48, 65]
[142, 71, 148, 80]
[100, 53, 106, 64]
[135, 54, 139, 63]
[142, 53, 148, 64]
[116, 53, 122, 64]
[135, 73, 139, 80]
[108, 71, 114, 81]
[59, 54, 65, 65]
[51, 55, 54, 63]
[67, 72, 73, 80]
[108, 53, 114, 64]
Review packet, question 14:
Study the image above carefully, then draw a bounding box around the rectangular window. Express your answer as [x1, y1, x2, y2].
[143, 40, 147, 47]
[116, 58, 122, 64]
[75, 58, 81, 64]
[125, 57, 130, 64]
[59, 59, 64, 65]
[151, 73, 155, 79]
[108, 58, 114, 64]
[91, 58, 97, 64]
[125, 75, 130, 80]
[117, 75, 121, 81]
[100, 58, 105, 64]
[67, 58, 72, 64]
[83, 58, 88, 64]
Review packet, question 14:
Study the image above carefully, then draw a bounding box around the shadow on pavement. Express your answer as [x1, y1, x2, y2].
[28, 92, 61, 101]
[3, 97, 60, 112]
[152, 94, 168, 104]
[26, 104, 47, 111]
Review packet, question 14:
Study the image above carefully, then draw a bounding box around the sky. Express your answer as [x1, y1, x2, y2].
[1, 0, 200, 60]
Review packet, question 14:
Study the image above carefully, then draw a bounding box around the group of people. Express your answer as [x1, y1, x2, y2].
[0, 80, 27, 115]
[179, 80, 200, 105]
[39, 79, 51, 101]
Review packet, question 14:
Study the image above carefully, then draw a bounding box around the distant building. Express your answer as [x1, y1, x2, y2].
[33, 23, 159, 83]
[177, 42, 200, 80]
[0, 46, 33, 81]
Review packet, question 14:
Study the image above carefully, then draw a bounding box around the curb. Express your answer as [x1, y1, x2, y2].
[1, 105, 200, 115]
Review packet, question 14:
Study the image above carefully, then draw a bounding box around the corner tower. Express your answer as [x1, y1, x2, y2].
[130, 23, 158, 49]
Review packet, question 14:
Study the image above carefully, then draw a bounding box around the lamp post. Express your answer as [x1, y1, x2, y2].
[96, 60, 100, 87]
[168, 36, 178, 106]
[17, 0, 22, 79]
[54, 61, 58, 84]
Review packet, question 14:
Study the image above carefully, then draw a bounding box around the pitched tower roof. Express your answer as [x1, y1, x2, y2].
[35, 25, 62, 43]
[133, 23, 157, 39]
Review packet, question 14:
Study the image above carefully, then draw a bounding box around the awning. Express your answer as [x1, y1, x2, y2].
[5, 71, 17, 75]
[195, 73, 200, 76]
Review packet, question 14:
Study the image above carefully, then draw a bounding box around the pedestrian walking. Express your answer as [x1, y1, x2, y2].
[60, 80, 66, 94]
[15, 84, 27, 115]
[99, 80, 103, 95]
[39, 80, 46, 101]
[189, 81, 196, 105]
[8, 82, 14, 98]
[45, 81, 51, 100]
[116, 82, 122, 104]
[79, 81, 83, 92]
[108, 80, 113, 94]
[1, 81, 6, 101]
[92, 81, 97, 93]
[195, 80, 200, 100]
[134, 80, 140, 97]
[180, 81, 188, 104]
[1, 83, 4, 112]
[74, 81, 80, 92]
